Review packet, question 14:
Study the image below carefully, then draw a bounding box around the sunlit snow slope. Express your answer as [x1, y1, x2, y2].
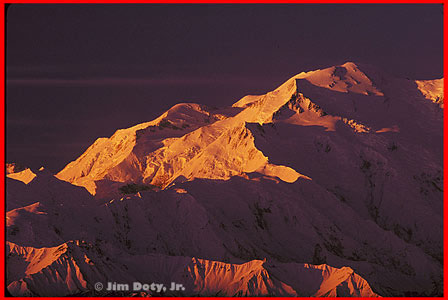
[7, 62, 443, 296]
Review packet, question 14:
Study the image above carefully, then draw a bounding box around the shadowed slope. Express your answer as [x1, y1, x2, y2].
[7, 241, 378, 297]
[8, 62, 443, 296]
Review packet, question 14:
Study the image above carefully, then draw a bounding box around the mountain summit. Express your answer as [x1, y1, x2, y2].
[57, 62, 442, 196]
[7, 62, 443, 296]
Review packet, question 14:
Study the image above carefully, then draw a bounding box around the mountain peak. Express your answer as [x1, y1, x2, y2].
[7, 61, 443, 297]
[295, 62, 384, 96]
[6, 168, 36, 185]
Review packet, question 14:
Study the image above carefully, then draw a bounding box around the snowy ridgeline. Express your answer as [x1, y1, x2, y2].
[6, 62, 443, 296]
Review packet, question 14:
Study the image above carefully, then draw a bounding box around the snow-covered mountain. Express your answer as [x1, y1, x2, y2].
[6, 62, 443, 296]
[6, 240, 379, 297]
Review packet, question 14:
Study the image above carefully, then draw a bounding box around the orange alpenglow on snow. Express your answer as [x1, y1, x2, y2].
[6, 62, 443, 297]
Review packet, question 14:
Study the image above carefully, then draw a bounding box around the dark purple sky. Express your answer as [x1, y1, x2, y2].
[6, 4, 443, 172]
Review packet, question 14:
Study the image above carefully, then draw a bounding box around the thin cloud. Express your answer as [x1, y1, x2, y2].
[6, 77, 225, 86]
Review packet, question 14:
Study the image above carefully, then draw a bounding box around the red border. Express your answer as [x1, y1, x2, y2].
[1, 2, 5, 299]
[0, 0, 446, 3]
[1, 1, 445, 299]
[0, 1, 445, 3]
[443, 3, 447, 300]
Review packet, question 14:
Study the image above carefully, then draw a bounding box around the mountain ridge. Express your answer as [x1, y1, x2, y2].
[7, 62, 443, 296]
[7, 240, 379, 297]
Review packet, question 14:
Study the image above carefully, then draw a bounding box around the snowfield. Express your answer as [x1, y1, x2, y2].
[6, 62, 443, 296]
